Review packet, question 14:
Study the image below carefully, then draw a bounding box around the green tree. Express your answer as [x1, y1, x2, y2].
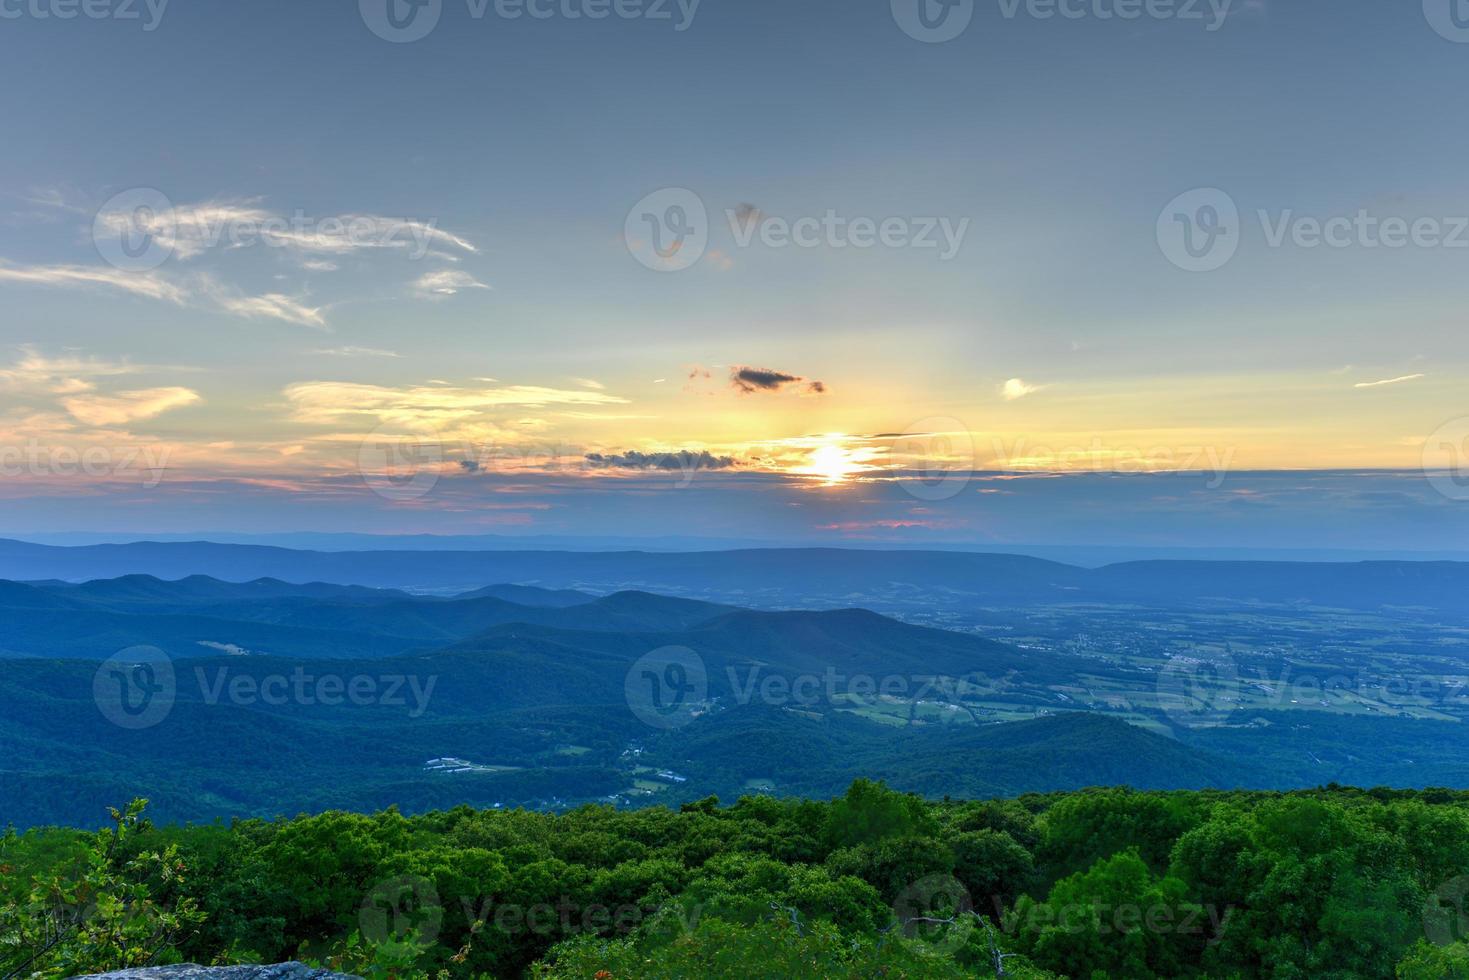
[0, 800, 203, 979]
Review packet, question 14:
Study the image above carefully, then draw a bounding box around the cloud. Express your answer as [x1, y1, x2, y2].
[91, 199, 479, 261]
[312, 346, 401, 358]
[414, 269, 490, 298]
[572, 377, 606, 390]
[730, 366, 827, 396]
[94, 202, 269, 262]
[20, 187, 87, 214]
[1354, 374, 1425, 389]
[0, 261, 187, 303]
[0, 347, 146, 394]
[1001, 378, 1044, 401]
[284, 380, 628, 428]
[212, 291, 326, 329]
[61, 387, 201, 426]
[0, 262, 332, 328]
[585, 450, 740, 472]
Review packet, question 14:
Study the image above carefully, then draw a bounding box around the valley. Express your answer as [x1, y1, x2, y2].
[5, 550, 1469, 830]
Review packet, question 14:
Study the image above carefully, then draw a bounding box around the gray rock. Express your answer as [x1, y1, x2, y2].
[70, 964, 361, 980]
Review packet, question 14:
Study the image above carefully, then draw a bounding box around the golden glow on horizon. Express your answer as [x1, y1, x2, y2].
[0, 348, 1461, 500]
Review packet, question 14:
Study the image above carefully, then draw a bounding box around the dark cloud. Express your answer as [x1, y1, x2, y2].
[585, 450, 740, 472]
[730, 366, 827, 396]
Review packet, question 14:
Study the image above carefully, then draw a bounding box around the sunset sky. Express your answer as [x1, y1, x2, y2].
[2, 0, 1466, 549]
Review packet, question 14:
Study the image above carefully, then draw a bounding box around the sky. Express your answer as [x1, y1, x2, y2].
[1, 0, 1467, 550]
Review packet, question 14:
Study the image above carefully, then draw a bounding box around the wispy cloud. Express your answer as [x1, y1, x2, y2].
[0, 346, 201, 430]
[212, 291, 326, 329]
[0, 261, 334, 328]
[62, 387, 201, 426]
[0, 347, 146, 395]
[284, 380, 628, 428]
[312, 346, 401, 358]
[1354, 374, 1425, 389]
[413, 269, 490, 298]
[0, 260, 187, 303]
[91, 199, 478, 261]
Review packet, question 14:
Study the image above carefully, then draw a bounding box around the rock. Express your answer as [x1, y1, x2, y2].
[70, 964, 361, 980]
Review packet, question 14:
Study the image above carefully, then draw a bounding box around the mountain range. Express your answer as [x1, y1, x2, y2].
[6, 564, 1469, 829]
[3, 538, 1468, 614]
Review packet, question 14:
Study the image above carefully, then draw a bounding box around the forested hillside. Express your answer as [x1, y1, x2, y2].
[5, 782, 1469, 979]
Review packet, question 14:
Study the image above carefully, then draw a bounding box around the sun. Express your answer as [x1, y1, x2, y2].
[792, 436, 874, 487]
